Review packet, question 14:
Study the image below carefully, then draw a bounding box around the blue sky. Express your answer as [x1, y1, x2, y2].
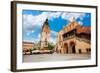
[22, 10, 91, 44]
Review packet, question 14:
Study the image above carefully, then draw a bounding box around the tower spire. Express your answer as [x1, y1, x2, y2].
[44, 15, 49, 25]
[40, 15, 50, 49]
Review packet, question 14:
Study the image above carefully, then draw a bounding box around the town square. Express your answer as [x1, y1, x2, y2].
[22, 10, 91, 62]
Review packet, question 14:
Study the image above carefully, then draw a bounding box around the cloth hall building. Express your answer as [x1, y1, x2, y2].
[55, 20, 91, 54]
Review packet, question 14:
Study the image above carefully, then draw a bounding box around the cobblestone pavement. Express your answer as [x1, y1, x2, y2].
[23, 53, 91, 63]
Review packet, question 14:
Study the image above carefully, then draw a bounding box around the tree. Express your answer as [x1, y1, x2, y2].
[47, 43, 55, 50]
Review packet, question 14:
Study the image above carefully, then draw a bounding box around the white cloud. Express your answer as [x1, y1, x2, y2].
[32, 12, 48, 26]
[80, 17, 84, 21]
[31, 30, 35, 33]
[23, 12, 48, 27]
[33, 38, 40, 43]
[61, 12, 69, 20]
[49, 30, 57, 44]
[26, 32, 30, 36]
[23, 12, 48, 35]
[50, 30, 57, 38]
[61, 12, 85, 22]
[48, 12, 62, 21]
[23, 38, 40, 43]
[38, 34, 40, 38]
[78, 21, 83, 25]
[49, 37, 56, 45]
[51, 30, 57, 35]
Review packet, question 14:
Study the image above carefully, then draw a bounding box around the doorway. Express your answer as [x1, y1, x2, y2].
[70, 41, 76, 53]
[64, 43, 68, 53]
[72, 45, 75, 53]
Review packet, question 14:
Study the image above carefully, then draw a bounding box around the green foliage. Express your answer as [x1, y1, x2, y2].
[33, 48, 37, 50]
[47, 43, 55, 50]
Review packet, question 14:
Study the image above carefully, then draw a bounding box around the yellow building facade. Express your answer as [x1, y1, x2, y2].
[56, 21, 91, 54]
[23, 42, 34, 51]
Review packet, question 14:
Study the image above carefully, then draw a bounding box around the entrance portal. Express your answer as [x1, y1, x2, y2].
[64, 43, 68, 53]
[72, 45, 75, 53]
[70, 41, 76, 53]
